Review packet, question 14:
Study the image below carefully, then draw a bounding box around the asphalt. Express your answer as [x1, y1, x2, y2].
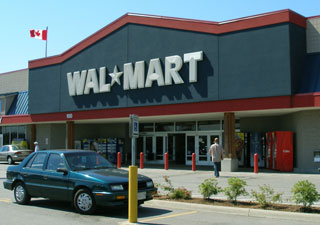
[121, 164, 320, 223]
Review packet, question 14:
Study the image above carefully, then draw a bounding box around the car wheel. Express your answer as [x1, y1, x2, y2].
[74, 188, 96, 214]
[8, 156, 14, 165]
[14, 182, 31, 205]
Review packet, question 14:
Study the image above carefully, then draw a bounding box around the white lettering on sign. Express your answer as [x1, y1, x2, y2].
[67, 51, 203, 96]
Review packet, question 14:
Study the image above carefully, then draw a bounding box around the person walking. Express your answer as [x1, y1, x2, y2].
[34, 141, 40, 152]
[209, 138, 224, 177]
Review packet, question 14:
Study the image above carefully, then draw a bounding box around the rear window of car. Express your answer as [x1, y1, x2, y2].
[26, 153, 47, 169]
[11, 145, 21, 150]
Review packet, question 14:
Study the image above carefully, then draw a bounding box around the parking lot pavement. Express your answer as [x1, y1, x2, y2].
[122, 166, 320, 206]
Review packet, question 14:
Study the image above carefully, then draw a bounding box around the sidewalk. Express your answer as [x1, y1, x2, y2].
[123, 164, 320, 206]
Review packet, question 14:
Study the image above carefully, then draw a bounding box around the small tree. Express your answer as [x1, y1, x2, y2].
[224, 177, 248, 203]
[291, 180, 320, 208]
[199, 178, 222, 199]
[251, 184, 282, 207]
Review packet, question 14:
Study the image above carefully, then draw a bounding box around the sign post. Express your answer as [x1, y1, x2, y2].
[128, 114, 139, 223]
[129, 114, 139, 165]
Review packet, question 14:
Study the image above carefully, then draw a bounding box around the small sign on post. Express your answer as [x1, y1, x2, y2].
[130, 114, 139, 138]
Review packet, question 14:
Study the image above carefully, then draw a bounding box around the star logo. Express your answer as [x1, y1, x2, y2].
[109, 65, 123, 86]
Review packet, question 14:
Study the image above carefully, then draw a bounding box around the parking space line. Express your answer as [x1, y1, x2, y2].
[135, 210, 197, 224]
[0, 198, 11, 203]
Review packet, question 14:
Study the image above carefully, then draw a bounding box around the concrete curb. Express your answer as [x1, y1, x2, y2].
[144, 200, 320, 223]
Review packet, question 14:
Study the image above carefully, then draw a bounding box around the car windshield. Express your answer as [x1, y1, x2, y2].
[64, 152, 113, 171]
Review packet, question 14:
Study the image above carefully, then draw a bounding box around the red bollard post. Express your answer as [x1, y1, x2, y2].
[140, 152, 144, 169]
[192, 153, 196, 171]
[254, 153, 258, 173]
[164, 152, 168, 170]
[117, 152, 121, 168]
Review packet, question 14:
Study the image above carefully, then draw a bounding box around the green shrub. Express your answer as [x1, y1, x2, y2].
[224, 177, 248, 203]
[169, 187, 192, 199]
[199, 178, 222, 199]
[251, 184, 282, 207]
[291, 180, 320, 208]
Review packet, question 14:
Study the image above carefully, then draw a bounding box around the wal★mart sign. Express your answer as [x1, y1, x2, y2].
[67, 51, 203, 96]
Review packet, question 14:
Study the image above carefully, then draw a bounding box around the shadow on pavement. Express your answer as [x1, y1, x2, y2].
[20, 198, 172, 219]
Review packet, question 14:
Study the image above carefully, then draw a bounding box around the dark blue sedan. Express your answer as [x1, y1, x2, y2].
[3, 150, 157, 214]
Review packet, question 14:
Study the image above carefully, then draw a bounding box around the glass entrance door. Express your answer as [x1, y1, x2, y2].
[155, 135, 167, 161]
[186, 133, 221, 165]
[199, 135, 208, 162]
[186, 135, 195, 162]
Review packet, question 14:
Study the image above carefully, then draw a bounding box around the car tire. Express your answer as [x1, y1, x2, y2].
[73, 188, 96, 214]
[14, 182, 31, 205]
[8, 156, 14, 165]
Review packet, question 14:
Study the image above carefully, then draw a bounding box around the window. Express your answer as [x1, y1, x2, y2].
[155, 122, 174, 132]
[26, 154, 36, 168]
[2, 126, 27, 145]
[46, 154, 65, 171]
[140, 123, 154, 132]
[198, 120, 221, 131]
[30, 153, 47, 169]
[176, 122, 196, 131]
[2, 146, 9, 152]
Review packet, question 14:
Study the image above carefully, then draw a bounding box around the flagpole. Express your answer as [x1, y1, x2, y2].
[45, 26, 48, 57]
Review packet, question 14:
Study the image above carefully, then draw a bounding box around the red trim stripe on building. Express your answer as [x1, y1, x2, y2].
[1, 93, 319, 125]
[28, 9, 306, 69]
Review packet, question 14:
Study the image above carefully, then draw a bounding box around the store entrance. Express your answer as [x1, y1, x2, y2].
[168, 133, 185, 164]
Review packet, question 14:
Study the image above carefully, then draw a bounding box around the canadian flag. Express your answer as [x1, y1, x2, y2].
[30, 29, 47, 40]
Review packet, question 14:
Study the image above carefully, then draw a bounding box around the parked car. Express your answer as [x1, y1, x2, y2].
[3, 150, 157, 214]
[0, 145, 32, 164]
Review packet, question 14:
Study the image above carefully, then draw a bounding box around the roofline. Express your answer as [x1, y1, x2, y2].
[1, 93, 320, 125]
[0, 68, 28, 76]
[28, 9, 306, 69]
[307, 15, 320, 20]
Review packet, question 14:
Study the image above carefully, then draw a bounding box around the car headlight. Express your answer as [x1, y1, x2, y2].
[110, 184, 124, 191]
[146, 181, 154, 188]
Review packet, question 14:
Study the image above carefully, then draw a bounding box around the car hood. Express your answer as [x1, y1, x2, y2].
[76, 168, 150, 183]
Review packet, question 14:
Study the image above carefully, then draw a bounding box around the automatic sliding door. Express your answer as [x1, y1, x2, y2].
[156, 136, 166, 160]
[145, 136, 154, 161]
[199, 135, 208, 161]
[186, 135, 195, 161]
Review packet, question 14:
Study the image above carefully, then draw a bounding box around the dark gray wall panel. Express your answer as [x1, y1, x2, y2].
[219, 24, 292, 99]
[29, 65, 61, 114]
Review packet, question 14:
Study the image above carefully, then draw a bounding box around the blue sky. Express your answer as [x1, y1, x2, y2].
[0, 0, 319, 73]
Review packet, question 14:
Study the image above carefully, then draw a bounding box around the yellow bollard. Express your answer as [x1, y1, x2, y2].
[128, 165, 138, 223]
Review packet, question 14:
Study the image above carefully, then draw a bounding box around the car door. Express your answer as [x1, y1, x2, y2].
[41, 153, 70, 200]
[21, 152, 48, 197]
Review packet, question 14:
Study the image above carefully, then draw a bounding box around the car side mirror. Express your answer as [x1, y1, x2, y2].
[57, 167, 68, 175]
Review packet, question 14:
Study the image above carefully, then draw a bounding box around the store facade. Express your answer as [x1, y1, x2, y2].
[1, 9, 320, 172]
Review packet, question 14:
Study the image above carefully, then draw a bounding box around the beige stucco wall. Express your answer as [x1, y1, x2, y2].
[307, 17, 320, 53]
[0, 69, 28, 94]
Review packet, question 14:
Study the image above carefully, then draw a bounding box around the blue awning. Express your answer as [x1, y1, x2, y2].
[7, 91, 28, 115]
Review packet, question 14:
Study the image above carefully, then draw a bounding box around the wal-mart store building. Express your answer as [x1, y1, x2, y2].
[1, 9, 320, 173]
